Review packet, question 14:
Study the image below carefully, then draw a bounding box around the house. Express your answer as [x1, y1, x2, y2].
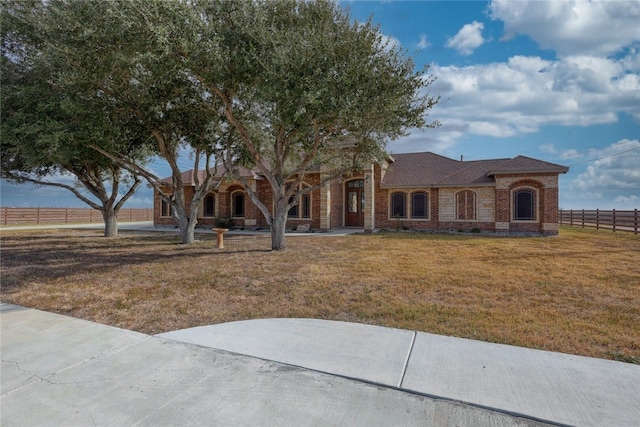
[153, 152, 569, 235]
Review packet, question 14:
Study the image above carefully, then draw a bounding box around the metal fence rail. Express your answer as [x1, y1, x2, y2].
[1, 207, 153, 225]
[560, 209, 638, 234]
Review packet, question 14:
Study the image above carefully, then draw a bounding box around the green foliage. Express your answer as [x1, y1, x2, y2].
[1, 0, 440, 247]
[188, 0, 440, 248]
[1, 0, 152, 199]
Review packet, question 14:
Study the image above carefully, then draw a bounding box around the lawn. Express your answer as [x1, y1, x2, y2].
[1, 226, 638, 363]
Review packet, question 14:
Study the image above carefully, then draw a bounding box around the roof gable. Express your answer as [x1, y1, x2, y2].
[486, 156, 569, 176]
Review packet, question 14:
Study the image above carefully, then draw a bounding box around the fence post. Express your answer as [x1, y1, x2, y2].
[581, 209, 585, 228]
[612, 209, 616, 232]
[635, 209, 638, 235]
[596, 209, 599, 230]
[569, 209, 573, 226]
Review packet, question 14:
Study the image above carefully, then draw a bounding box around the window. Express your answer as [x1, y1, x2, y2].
[287, 184, 312, 219]
[288, 200, 299, 218]
[456, 190, 476, 220]
[411, 192, 428, 219]
[514, 189, 536, 221]
[232, 192, 245, 218]
[161, 198, 172, 217]
[301, 193, 311, 218]
[203, 194, 215, 217]
[391, 192, 406, 218]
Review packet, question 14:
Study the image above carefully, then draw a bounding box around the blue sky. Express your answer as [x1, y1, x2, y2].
[2, 0, 639, 210]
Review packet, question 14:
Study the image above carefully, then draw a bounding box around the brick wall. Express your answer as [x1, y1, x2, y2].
[494, 174, 561, 235]
[153, 176, 324, 230]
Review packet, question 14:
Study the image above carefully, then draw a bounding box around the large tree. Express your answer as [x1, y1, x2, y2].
[3, 0, 439, 248]
[2, 0, 227, 244]
[187, 0, 439, 250]
[0, 0, 149, 237]
[65, 0, 231, 245]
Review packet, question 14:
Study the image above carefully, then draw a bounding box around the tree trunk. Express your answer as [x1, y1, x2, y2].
[176, 213, 196, 244]
[102, 208, 118, 237]
[271, 209, 288, 251]
[180, 223, 196, 244]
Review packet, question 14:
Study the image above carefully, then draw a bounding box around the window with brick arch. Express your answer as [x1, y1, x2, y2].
[456, 190, 476, 220]
[391, 192, 407, 218]
[161, 198, 173, 217]
[231, 191, 245, 218]
[287, 183, 311, 219]
[514, 189, 536, 221]
[204, 194, 215, 217]
[411, 192, 429, 219]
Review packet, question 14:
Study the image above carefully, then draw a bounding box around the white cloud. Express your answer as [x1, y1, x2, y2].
[570, 139, 640, 195]
[446, 21, 485, 56]
[118, 191, 153, 208]
[539, 144, 556, 154]
[417, 34, 430, 49]
[490, 0, 640, 57]
[614, 195, 640, 204]
[538, 144, 583, 160]
[378, 33, 402, 53]
[425, 51, 640, 141]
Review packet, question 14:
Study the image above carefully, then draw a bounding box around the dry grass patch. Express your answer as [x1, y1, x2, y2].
[1, 226, 638, 363]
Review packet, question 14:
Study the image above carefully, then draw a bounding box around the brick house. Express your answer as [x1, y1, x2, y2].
[153, 151, 569, 235]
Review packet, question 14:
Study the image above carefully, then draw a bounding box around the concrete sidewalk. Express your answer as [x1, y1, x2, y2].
[2, 304, 638, 426]
[158, 319, 640, 427]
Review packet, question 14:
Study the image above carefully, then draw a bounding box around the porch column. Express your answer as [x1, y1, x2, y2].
[494, 182, 510, 234]
[320, 174, 331, 231]
[542, 186, 560, 235]
[364, 164, 375, 233]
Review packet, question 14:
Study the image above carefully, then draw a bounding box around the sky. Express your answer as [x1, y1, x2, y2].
[1, 0, 639, 210]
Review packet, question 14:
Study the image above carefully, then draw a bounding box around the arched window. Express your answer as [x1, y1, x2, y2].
[287, 184, 312, 219]
[514, 189, 536, 221]
[203, 194, 215, 217]
[456, 190, 476, 220]
[231, 191, 245, 218]
[411, 192, 428, 219]
[391, 192, 406, 218]
[161, 198, 173, 217]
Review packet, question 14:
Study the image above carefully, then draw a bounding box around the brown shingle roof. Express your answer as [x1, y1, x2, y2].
[381, 152, 462, 188]
[380, 152, 568, 188]
[486, 156, 569, 175]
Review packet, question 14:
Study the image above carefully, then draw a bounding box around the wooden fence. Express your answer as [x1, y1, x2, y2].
[1, 207, 153, 226]
[560, 209, 638, 234]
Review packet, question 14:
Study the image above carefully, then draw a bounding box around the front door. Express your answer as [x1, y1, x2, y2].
[345, 180, 365, 227]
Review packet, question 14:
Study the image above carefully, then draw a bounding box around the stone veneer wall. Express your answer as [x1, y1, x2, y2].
[436, 187, 496, 232]
[330, 180, 344, 229]
[438, 187, 495, 222]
